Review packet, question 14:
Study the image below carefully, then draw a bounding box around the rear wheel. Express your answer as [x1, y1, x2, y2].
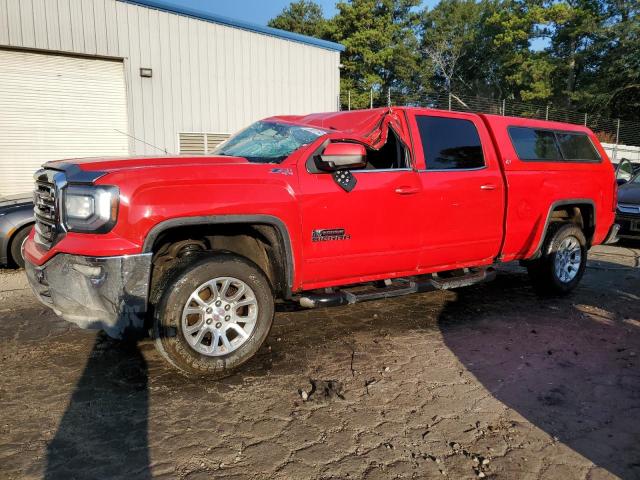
[152, 253, 274, 377]
[527, 223, 587, 295]
[10, 225, 32, 269]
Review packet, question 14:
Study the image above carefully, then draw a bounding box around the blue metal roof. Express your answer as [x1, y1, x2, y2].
[120, 0, 345, 52]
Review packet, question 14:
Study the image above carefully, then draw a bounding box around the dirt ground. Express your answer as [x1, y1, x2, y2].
[1, 243, 639, 480]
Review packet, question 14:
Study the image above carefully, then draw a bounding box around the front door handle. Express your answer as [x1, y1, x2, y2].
[395, 186, 420, 195]
[480, 184, 497, 191]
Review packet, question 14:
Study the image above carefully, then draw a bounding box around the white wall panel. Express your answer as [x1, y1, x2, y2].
[6, 0, 21, 45]
[56, 0, 73, 52]
[43, 0, 60, 51]
[81, 0, 96, 54]
[0, 0, 341, 162]
[104, 0, 119, 56]
[19, 0, 35, 48]
[93, 0, 109, 55]
[0, 0, 8, 44]
[69, 0, 85, 52]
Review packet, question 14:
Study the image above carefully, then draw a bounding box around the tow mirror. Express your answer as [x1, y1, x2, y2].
[317, 142, 367, 172]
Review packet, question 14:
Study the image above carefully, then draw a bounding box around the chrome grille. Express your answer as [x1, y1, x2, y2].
[33, 169, 61, 247]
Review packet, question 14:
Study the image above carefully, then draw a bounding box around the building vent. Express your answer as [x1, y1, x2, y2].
[179, 133, 230, 155]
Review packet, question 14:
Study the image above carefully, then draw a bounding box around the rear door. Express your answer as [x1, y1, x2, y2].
[407, 110, 505, 269]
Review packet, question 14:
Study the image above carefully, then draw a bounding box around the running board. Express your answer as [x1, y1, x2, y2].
[299, 267, 496, 309]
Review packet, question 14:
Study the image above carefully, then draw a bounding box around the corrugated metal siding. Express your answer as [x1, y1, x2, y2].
[0, 0, 341, 157]
[0, 49, 129, 196]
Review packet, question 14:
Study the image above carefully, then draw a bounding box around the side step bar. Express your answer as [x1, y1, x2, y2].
[299, 267, 496, 309]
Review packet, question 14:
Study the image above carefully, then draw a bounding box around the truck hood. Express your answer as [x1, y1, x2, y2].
[618, 182, 640, 204]
[0, 193, 33, 207]
[46, 155, 250, 174]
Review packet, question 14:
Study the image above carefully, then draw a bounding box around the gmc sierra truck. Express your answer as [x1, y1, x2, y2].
[24, 107, 619, 377]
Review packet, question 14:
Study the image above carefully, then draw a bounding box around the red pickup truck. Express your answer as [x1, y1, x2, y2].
[24, 107, 619, 377]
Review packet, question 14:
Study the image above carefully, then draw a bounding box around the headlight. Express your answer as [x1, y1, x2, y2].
[63, 185, 119, 233]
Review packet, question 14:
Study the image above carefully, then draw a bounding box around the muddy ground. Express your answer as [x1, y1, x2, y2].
[1, 244, 639, 480]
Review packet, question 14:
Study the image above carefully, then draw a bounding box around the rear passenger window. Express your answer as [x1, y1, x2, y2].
[416, 116, 484, 170]
[509, 127, 562, 161]
[556, 133, 600, 161]
[508, 127, 601, 162]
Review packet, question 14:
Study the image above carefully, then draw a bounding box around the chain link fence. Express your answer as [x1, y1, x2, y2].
[338, 90, 640, 148]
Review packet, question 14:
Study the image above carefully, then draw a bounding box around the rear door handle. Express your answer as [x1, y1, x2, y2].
[480, 184, 497, 191]
[394, 186, 420, 195]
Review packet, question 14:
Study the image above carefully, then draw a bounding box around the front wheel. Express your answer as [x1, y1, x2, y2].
[10, 225, 32, 269]
[526, 223, 588, 295]
[152, 253, 274, 377]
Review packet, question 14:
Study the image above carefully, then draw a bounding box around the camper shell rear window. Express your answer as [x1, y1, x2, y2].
[508, 127, 601, 163]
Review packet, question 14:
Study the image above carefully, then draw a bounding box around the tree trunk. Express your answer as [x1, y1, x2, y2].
[565, 39, 577, 105]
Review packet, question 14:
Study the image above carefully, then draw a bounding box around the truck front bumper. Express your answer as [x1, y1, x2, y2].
[25, 253, 153, 338]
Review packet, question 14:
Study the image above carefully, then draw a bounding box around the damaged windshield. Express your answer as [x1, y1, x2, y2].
[213, 121, 327, 163]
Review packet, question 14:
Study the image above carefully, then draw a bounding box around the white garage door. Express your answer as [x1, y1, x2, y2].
[0, 49, 129, 197]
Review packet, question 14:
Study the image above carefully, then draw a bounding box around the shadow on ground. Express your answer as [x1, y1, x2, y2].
[44, 335, 151, 480]
[439, 261, 640, 479]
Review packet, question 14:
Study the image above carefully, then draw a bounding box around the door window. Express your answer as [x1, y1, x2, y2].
[364, 128, 410, 170]
[416, 116, 485, 170]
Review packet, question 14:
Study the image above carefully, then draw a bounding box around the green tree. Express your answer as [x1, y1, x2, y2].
[599, 0, 640, 120]
[573, 0, 640, 120]
[420, 0, 488, 95]
[332, 0, 424, 108]
[544, 0, 607, 107]
[484, 0, 555, 102]
[420, 0, 555, 103]
[268, 0, 331, 39]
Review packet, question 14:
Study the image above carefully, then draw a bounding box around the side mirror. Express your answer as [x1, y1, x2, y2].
[316, 142, 367, 171]
[617, 178, 628, 186]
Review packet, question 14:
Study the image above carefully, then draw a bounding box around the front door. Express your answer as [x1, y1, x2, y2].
[297, 132, 423, 289]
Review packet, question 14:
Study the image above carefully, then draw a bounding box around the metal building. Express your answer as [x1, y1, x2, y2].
[0, 0, 344, 196]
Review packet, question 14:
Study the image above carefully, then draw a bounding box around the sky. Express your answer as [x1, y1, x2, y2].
[168, 0, 439, 25]
[166, 0, 548, 50]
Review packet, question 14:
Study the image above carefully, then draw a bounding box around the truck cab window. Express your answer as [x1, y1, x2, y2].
[365, 128, 409, 170]
[556, 133, 601, 162]
[416, 116, 484, 170]
[508, 127, 601, 162]
[509, 127, 562, 161]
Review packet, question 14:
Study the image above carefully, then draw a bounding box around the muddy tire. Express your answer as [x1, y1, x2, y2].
[9, 225, 32, 269]
[526, 223, 587, 296]
[151, 253, 274, 377]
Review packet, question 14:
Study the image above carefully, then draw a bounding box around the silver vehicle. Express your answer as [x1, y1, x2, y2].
[0, 194, 34, 268]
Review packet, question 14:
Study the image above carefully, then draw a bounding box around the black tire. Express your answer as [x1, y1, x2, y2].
[526, 223, 587, 296]
[9, 224, 32, 269]
[151, 253, 274, 377]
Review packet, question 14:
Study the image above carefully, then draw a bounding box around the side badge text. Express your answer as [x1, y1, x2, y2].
[312, 229, 351, 242]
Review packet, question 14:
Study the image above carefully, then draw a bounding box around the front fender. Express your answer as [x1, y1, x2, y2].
[141, 214, 296, 297]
